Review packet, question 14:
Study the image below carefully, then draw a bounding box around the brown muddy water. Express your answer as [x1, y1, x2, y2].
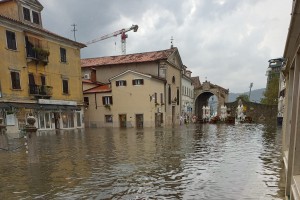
[0, 123, 284, 199]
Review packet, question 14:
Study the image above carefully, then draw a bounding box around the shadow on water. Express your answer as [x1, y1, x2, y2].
[0, 124, 285, 199]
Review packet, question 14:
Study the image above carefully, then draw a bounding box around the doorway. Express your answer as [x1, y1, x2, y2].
[119, 114, 127, 128]
[136, 114, 143, 128]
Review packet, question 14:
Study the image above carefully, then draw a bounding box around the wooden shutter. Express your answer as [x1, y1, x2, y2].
[102, 96, 105, 105]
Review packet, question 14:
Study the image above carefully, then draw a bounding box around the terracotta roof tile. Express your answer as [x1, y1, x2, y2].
[81, 48, 177, 67]
[83, 84, 111, 94]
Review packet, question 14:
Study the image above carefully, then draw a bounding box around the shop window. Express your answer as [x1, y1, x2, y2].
[62, 112, 75, 128]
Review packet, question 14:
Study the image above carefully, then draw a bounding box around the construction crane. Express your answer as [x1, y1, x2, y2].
[85, 24, 138, 55]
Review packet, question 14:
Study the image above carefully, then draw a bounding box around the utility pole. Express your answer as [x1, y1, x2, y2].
[249, 82, 253, 100]
[71, 24, 77, 41]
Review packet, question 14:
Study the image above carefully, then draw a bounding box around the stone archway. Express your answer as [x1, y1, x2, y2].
[194, 81, 229, 118]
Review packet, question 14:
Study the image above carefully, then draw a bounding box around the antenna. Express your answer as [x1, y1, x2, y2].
[71, 24, 77, 41]
[171, 36, 174, 48]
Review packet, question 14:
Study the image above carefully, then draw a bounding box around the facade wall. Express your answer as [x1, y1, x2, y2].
[0, 1, 85, 136]
[282, 1, 300, 199]
[181, 75, 194, 122]
[82, 62, 159, 84]
[0, 1, 19, 20]
[84, 72, 165, 128]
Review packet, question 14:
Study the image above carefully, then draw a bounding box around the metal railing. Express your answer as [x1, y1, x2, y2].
[29, 84, 53, 97]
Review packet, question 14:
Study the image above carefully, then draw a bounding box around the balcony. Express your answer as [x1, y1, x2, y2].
[29, 84, 53, 99]
[26, 46, 49, 65]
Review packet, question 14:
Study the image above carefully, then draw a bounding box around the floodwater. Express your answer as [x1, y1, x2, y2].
[0, 123, 284, 200]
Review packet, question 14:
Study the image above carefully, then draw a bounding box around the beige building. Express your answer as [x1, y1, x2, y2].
[81, 48, 183, 127]
[281, 0, 300, 199]
[83, 70, 166, 128]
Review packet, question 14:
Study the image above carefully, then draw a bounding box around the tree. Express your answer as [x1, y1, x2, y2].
[236, 94, 250, 102]
[261, 75, 279, 105]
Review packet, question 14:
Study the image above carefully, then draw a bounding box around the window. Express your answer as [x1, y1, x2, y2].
[60, 47, 67, 62]
[23, 7, 30, 21]
[168, 85, 171, 104]
[62, 79, 69, 94]
[154, 93, 157, 103]
[32, 11, 40, 24]
[102, 96, 113, 105]
[177, 88, 180, 105]
[160, 93, 164, 104]
[11, 71, 21, 89]
[6, 31, 17, 50]
[132, 79, 144, 85]
[116, 80, 127, 86]
[105, 115, 113, 123]
[172, 76, 175, 84]
[159, 68, 166, 78]
[61, 112, 74, 128]
[41, 75, 46, 85]
[84, 97, 89, 105]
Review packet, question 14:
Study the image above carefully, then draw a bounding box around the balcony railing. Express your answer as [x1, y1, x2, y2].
[29, 84, 53, 98]
[26, 46, 49, 65]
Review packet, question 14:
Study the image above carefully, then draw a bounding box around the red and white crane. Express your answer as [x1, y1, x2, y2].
[85, 24, 138, 55]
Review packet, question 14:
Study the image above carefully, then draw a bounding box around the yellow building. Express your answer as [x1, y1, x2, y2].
[0, 0, 86, 135]
[82, 48, 183, 127]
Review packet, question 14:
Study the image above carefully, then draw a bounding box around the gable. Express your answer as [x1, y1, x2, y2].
[19, 0, 43, 11]
[167, 48, 183, 70]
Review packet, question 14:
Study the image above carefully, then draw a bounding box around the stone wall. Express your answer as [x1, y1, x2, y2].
[225, 100, 277, 123]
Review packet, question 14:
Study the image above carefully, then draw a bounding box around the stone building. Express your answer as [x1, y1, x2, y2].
[281, 0, 300, 199]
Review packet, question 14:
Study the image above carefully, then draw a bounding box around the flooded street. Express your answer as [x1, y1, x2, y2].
[0, 124, 284, 199]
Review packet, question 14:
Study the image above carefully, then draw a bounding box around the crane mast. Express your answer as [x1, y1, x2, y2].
[85, 24, 138, 55]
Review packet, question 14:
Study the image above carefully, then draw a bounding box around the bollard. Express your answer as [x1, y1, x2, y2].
[25, 114, 39, 164]
[0, 117, 8, 151]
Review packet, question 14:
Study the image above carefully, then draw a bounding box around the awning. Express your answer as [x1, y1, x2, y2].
[8, 103, 39, 109]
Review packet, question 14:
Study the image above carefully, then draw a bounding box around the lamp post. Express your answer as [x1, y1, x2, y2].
[249, 82, 253, 100]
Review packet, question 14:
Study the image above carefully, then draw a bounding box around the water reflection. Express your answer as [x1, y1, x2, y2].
[0, 124, 284, 199]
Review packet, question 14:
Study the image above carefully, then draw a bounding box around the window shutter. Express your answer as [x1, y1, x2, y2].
[110, 96, 113, 105]
[116, 81, 119, 86]
[160, 93, 163, 104]
[102, 97, 105, 105]
[124, 81, 127, 86]
[141, 79, 144, 85]
[168, 86, 171, 104]
[154, 93, 157, 103]
[132, 80, 135, 85]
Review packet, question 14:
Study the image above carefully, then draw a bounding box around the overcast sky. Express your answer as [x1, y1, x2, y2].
[39, 0, 292, 93]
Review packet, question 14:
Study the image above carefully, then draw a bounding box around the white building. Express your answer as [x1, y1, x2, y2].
[181, 66, 194, 123]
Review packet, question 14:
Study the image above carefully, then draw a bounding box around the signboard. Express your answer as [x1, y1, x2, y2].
[6, 114, 15, 126]
[38, 99, 77, 106]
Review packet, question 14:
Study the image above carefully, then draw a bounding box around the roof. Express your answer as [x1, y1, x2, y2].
[0, 14, 86, 48]
[81, 48, 177, 67]
[191, 76, 201, 88]
[83, 84, 111, 94]
[109, 69, 167, 83]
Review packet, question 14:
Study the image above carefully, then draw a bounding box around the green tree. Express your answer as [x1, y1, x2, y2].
[236, 94, 250, 102]
[261, 75, 279, 105]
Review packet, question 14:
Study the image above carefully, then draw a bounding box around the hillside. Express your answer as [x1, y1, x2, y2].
[228, 88, 265, 103]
